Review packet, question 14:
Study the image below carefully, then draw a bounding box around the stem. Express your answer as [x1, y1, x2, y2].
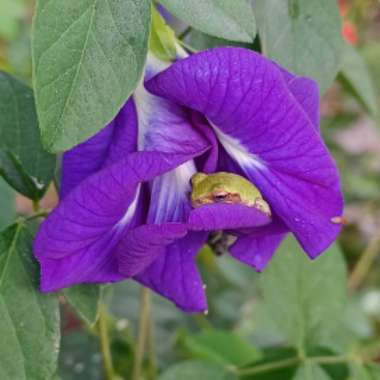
[348, 234, 380, 293]
[178, 26, 191, 40]
[25, 210, 49, 221]
[98, 303, 115, 380]
[132, 287, 152, 380]
[32, 199, 41, 213]
[176, 39, 198, 53]
[308, 355, 349, 365]
[146, 312, 157, 380]
[235, 355, 350, 376]
[236, 357, 300, 376]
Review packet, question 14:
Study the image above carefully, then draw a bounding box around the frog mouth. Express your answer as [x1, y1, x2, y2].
[191, 192, 272, 218]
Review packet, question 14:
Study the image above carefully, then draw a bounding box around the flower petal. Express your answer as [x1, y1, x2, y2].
[135, 83, 207, 155]
[61, 100, 137, 198]
[117, 223, 188, 277]
[146, 47, 343, 257]
[135, 232, 208, 312]
[276, 65, 320, 131]
[34, 150, 207, 291]
[230, 233, 286, 271]
[188, 203, 271, 231]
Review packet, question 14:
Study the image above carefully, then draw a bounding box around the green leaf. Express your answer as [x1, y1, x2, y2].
[254, 0, 343, 93]
[257, 236, 347, 349]
[150, 6, 177, 61]
[64, 284, 101, 326]
[340, 43, 378, 116]
[0, 72, 55, 199]
[187, 29, 252, 51]
[0, 178, 16, 230]
[159, 0, 256, 43]
[293, 364, 331, 380]
[32, 0, 151, 152]
[0, 223, 60, 380]
[183, 329, 261, 367]
[158, 360, 237, 380]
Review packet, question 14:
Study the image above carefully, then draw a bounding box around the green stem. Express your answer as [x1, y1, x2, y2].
[98, 303, 115, 380]
[178, 26, 191, 40]
[24, 210, 49, 221]
[235, 355, 350, 376]
[176, 39, 198, 53]
[236, 357, 300, 376]
[308, 355, 349, 365]
[132, 287, 152, 380]
[348, 234, 380, 293]
[146, 312, 157, 380]
[32, 199, 41, 213]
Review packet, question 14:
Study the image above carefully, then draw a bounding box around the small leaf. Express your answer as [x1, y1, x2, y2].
[0, 223, 60, 379]
[183, 329, 261, 367]
[158, 360, 237, 380]
[340, 43, 378, 116]
[150, 6, 177, 61]
[159, 0, 256, 43]
[32, 0, 151, 152]
[64, 284, 101, 326]
[254, 0, 343, 93]
[0, 72, 55, 199]
[293, 364, 331, 380]
[257, 236, 347, 349]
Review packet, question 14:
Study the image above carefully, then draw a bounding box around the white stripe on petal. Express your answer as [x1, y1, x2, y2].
[116, 185, 141, 229]
[150, 161, 196, 224]
[210, 121, 266, 171]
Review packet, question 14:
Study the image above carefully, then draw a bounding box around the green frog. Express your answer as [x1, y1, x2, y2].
[190, 172, 271, 217]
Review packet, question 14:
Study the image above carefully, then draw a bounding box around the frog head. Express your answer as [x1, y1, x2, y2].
[190, 172, 271, 217]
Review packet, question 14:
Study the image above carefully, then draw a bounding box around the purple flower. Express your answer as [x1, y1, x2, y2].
[34, 48, 343, 312]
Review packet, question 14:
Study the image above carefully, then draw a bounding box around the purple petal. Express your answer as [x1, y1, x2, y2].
[230, 233, 286, 271]
[117, 223, 188, 277]
[136, 83, 207, 155]
[145, 47, 343, 257]
[277, 66, 320, 131]
[188, 204, 271, 231]
[61, 100, 137, 198]
[34, 150, 207, 291]
[135, 232, 208, 312]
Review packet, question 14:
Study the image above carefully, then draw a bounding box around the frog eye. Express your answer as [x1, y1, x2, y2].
[212, 191, 229, 202]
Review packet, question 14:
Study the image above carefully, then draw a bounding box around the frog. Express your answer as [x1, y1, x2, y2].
[190, 172, 271, 217]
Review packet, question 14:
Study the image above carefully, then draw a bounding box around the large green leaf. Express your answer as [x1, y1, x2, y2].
[64, 284, 101, 326]
[183, 329, 261, 367]
[257, 236, 347, 349]
[340, 43, 378, 116]
[254, 0, 343, 93]
[158, 360, 237, 380]
[0, 178, 16, 230]
[159, 0, 256, 43]
[0, 72, 55, 199]
[0, 223, 60, 379]
[32, 0, 151, 152]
